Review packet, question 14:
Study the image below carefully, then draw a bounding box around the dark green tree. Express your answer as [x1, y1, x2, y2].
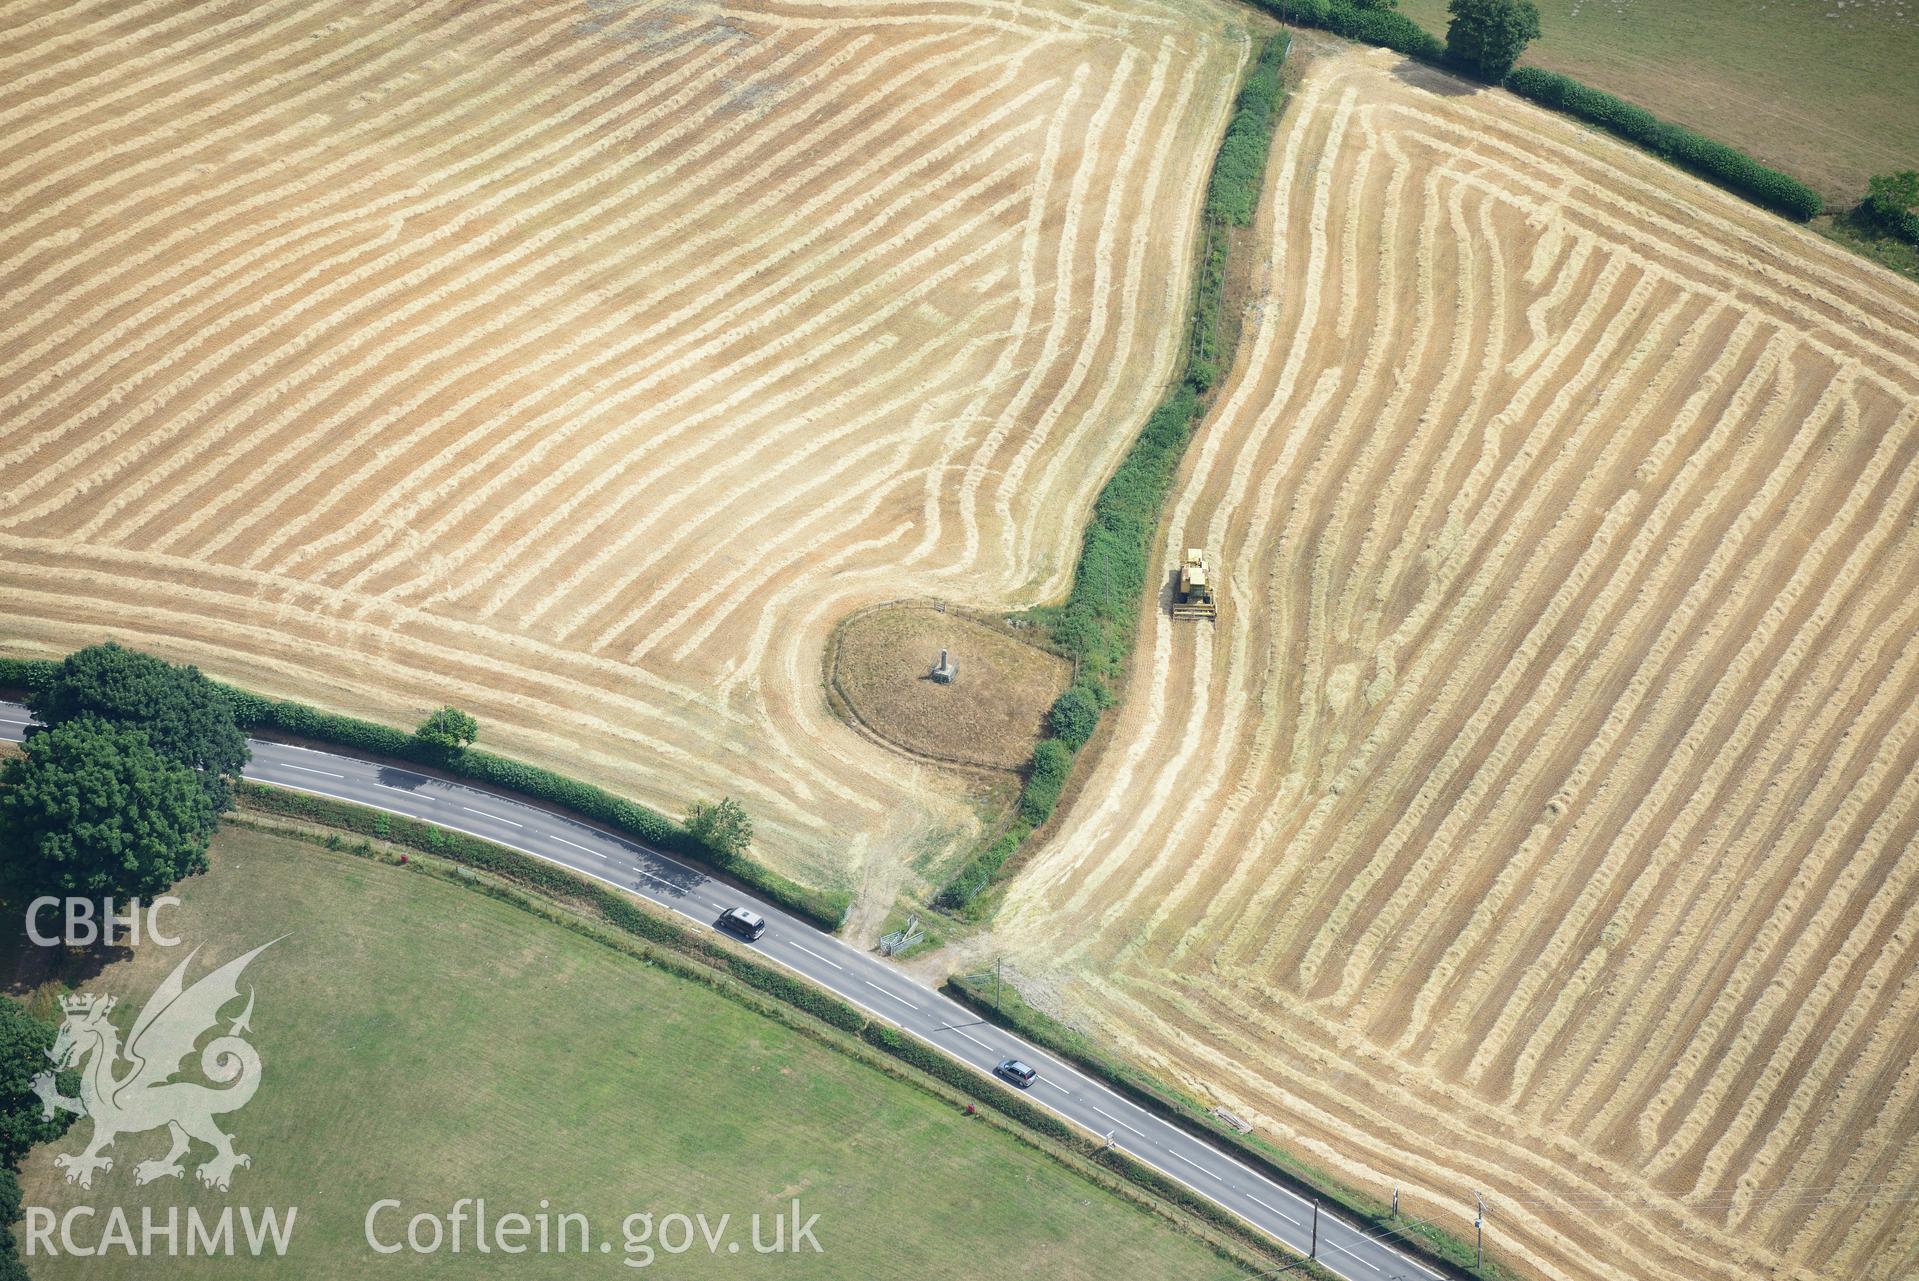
[1046, 686, 1101, 749]
[1861, 171, 1919, 242]
[1446, 0, 1542, 82]
[28, 643, 248, 812]
[685, 797, 752, 860]
[0, 1000, 75, 1167]
[414, 706, 479, 754]
[0, 1166, 27, 1281]
[0, 718, 215, 908]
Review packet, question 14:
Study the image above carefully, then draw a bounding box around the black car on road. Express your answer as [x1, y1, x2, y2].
[716, 907, 766, 942]
[994, 1058, 1038, 1088]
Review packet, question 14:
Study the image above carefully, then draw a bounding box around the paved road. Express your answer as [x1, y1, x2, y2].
[0, 701, 1444, 1281]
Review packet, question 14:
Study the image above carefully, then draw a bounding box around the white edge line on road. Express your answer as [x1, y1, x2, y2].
[263, 782, 720, 929]
[784, 940, 843, 970]
[257, 736, 734, 909]
[257, 740, 345, 757]
[863, 980, 919, 1011]
[981, 1018, 1362, 1234]
[223, 768, 1395, 1281]
[280, 764, 344, 778]
[462, 805, 521, 827]
[1090, 1105, 1146, 1138]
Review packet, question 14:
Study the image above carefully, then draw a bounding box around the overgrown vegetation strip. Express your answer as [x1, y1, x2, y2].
[0, 657, 847, 930]
[941, 0, 1850, 910]
[937, 31, 1292, 913]
[945, 975, 1509, 1281]
[231, 787, 1324, 1279]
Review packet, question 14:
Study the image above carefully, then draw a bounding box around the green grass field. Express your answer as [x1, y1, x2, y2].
[1393, 0, 1919, 200]
[11, 827, 1244, 1278]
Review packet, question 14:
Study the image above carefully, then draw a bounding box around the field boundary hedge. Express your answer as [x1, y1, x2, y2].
[1502, 67, 1822, 220]
[1252, 0, 1444, 64]
[232, 789, 1325, 1279]
[0, 655, 847, 930]
[936, 9, 1839, 911]
[1245, 3, 1822, 225]
[945, 974, 1512, 1280]
[937, 30, 1293, 913]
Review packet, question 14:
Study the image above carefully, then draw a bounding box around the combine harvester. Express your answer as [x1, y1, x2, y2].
[1171, 549, 1217, 620]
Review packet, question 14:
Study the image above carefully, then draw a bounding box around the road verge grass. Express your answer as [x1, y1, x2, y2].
[15, 817, 1287, 1280]
[228, 786, 1328, 1279]
[945, 974, 1513, 1280]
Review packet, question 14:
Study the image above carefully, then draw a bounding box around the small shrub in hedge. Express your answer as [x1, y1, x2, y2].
[933, 824, 1029, 910]
[0, 659, 55, 694]
[1046, 686, 1101, 748]
[414, 705, 478, 753]
[1017, 738, 1075, 826]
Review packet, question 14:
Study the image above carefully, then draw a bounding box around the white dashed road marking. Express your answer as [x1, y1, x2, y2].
[1247, 1194, 1299, 1227]
[1162, 1147, 1219, 1181]
[1091, 1105, 1146, 1137]
[1329, 1242, 1379, 1272]
[0, 716, 1464, 1281]
[786, 941, 844, 970]
[863, 981, 920, 1011]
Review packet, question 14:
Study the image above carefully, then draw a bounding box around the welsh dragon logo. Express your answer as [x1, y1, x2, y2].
[32, 940, 280, 1192]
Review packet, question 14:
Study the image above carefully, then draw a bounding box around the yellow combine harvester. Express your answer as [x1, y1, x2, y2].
[1172, 548, 1217, 620]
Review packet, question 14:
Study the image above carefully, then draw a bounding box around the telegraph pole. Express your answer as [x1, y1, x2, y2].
[1475, 1192, 1485, 1271]
[994, 956, 1002, 1010]
[1392, 1186, 1399, 1220]
[1310, 1199, 1319, 1259]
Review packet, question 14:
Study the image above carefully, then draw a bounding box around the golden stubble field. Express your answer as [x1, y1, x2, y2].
[0, 0, 1246, 903]
[999, 45, 1919, 1281]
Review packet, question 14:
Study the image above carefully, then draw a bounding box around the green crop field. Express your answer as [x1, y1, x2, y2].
[11, 827, 1245, 1278]
[1394, 0, 1919, 200]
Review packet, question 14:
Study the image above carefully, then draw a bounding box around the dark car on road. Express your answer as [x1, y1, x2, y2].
[716, 907, 766, 942]
[994, 1058, 1038, 1089]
